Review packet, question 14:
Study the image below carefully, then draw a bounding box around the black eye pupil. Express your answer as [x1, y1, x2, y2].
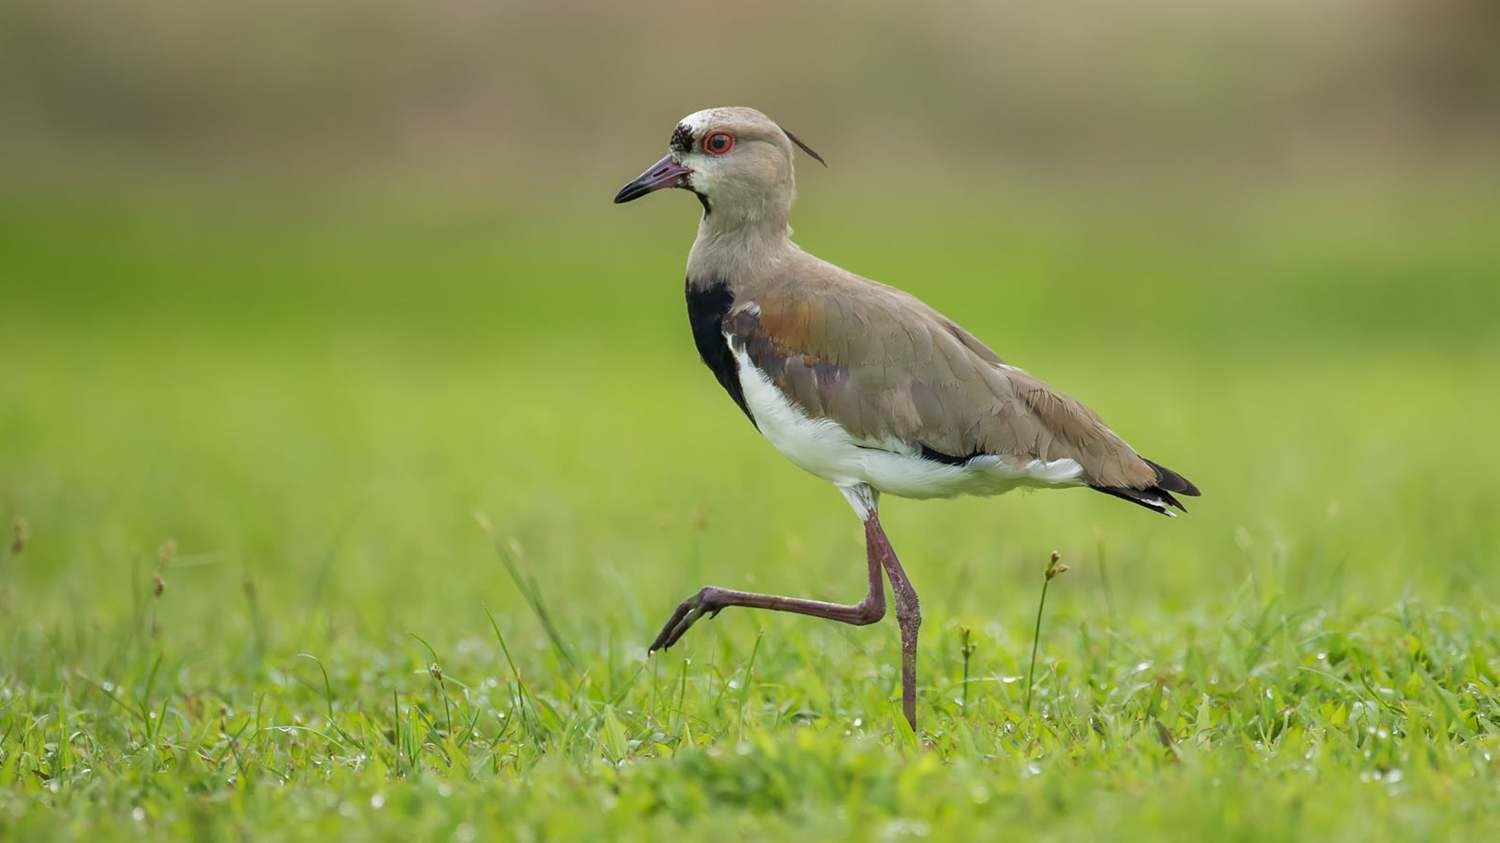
[709, 134, 728, 150]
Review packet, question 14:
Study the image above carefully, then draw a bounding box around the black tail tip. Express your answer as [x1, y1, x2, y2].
[1091, 459, 1199, 517]
[1145, 458, 1200, 497]
[1092, 485, 1185, 516]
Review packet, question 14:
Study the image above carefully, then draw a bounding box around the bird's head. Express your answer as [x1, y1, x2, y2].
[613, 106, 824, 229]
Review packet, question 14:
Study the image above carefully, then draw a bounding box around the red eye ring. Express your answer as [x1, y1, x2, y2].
[702, 131, 735, 156]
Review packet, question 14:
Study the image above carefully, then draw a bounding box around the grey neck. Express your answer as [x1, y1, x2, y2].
[687, 211, 796, 287]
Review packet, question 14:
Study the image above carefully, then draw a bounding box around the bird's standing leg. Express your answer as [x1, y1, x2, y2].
[871, 516, 921, 731]
[648, 519, 886, 652]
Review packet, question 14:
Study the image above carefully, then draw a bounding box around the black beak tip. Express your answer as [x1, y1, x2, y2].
[613, 183, 646, 204]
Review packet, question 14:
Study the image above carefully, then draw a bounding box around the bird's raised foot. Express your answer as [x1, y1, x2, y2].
[648, 586, 727, 653]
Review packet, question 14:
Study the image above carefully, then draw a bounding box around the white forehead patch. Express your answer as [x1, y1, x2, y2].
[679, 110, 719, 135]
[679, 107, 775, 135]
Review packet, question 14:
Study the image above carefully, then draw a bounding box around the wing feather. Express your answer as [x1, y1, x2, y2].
[724, 281, 1176, 491]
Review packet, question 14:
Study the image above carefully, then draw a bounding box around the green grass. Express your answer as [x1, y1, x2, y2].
[2, 184, 1499, 840]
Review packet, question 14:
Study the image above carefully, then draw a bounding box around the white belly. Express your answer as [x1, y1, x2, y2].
[730, 343, 1083, 499]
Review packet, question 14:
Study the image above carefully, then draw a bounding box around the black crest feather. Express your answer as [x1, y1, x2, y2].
[780, 127, 827, 167]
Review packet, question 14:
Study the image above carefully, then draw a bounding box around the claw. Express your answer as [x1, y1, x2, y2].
[648, 598, 693, 653]
[647, 588, 719, 653]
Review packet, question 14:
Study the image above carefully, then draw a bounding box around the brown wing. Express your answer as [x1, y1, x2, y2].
[724, 280, 1181, 495]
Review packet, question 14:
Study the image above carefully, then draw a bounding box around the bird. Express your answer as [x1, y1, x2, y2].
[613, 106, 1199, 731]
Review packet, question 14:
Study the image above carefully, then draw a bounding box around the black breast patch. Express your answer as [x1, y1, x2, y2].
[685, 279, 755, 427]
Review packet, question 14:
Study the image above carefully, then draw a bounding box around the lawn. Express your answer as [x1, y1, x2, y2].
[2, 182, 1499, 840]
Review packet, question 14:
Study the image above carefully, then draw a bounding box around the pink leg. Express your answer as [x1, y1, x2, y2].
[649, 488, 920, 731]
[648, 517, 887, 651]
[870, 516, 921, 730]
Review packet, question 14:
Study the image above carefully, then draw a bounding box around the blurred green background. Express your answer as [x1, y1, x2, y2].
[4, 0, 1498, 629]
[2, 1, 1500, 838]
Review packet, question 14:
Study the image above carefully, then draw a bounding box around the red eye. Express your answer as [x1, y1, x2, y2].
[703, 131, 735, 155]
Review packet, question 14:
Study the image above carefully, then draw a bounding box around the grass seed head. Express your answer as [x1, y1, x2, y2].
[1045, 551, 1069, 581]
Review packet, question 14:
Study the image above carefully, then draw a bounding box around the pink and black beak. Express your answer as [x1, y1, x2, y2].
[613, 153, 692, 204]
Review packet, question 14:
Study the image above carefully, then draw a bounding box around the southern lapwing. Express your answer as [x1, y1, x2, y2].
[614, 106, 1199, 730]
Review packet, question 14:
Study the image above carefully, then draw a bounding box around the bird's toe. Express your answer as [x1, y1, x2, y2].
[649, 588, 724, 652]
